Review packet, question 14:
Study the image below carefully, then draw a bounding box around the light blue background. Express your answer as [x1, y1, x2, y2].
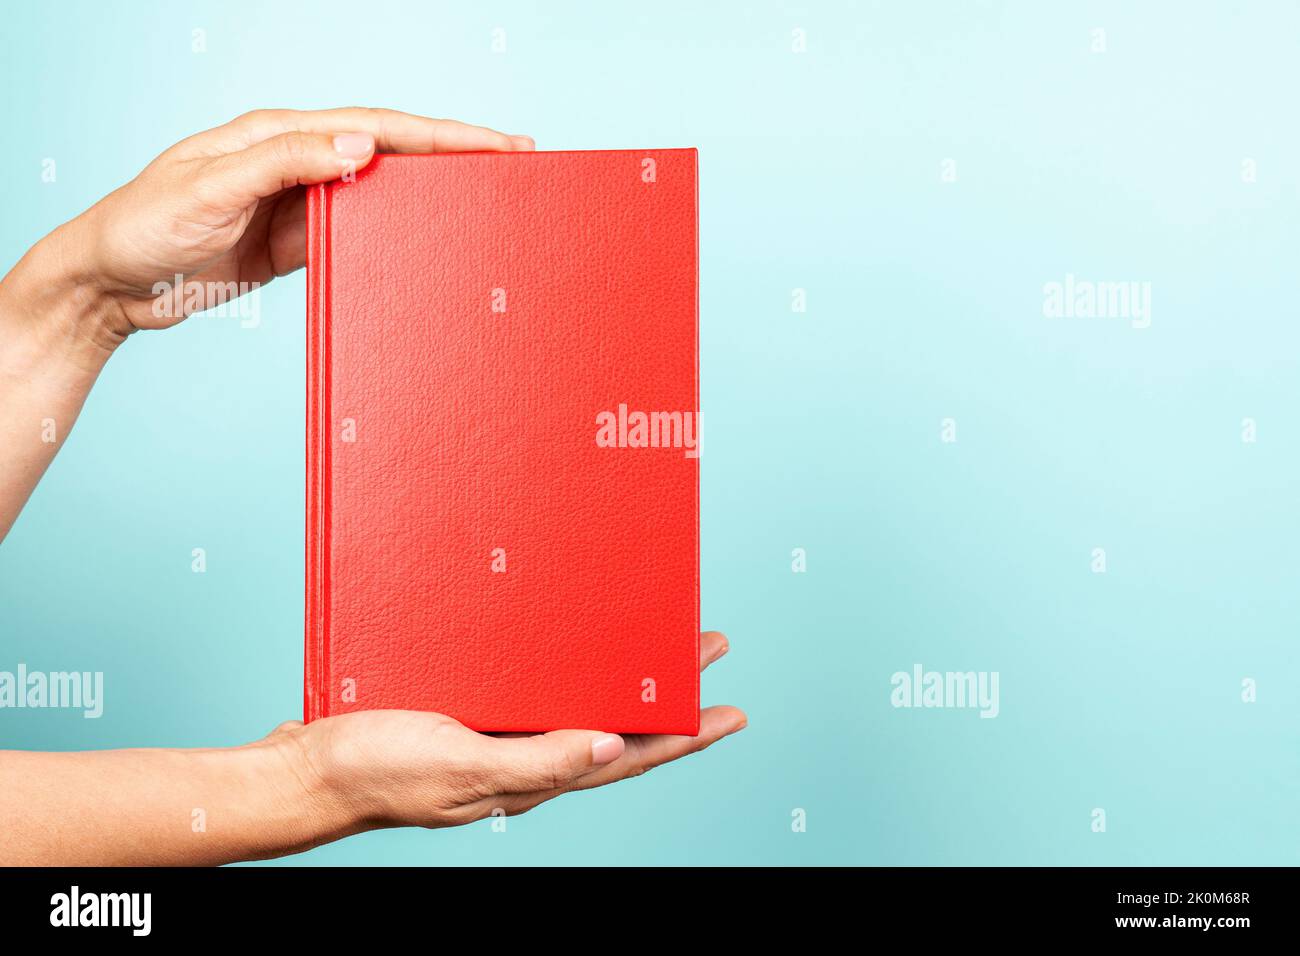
[2, 1, 1298, 865]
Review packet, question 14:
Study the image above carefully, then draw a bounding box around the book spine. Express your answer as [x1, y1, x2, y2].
[304, 183, 331, 722]
[690, 148, 701, 735]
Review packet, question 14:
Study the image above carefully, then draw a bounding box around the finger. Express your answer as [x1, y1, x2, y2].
[570, 705, 747, 793]
[199, 130, 376, 208]
[483, 729, 626, 795]
[211, 108, 529, 155]
[700, 631, 730, 671]
[266, 187, 309, 277]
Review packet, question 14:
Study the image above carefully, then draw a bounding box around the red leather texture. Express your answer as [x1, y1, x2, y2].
[306, 149, 699, 734]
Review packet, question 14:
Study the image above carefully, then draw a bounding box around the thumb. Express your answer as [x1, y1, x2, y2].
[201, 130, 376, 207]
[491, 730, 626, 793]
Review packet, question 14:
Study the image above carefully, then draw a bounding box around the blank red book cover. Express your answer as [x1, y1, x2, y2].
[305, 149, 699, 734]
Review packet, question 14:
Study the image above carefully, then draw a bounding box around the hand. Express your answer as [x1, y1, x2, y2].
[50, 108, 533, 347]
[0, 108, 530, 539]
[0, 632, 741, 865]
[273, 632, 745, 834]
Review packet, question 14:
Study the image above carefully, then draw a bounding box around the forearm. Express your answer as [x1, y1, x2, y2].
[0, 737, 356, 866]
[0, 221, 125, 540]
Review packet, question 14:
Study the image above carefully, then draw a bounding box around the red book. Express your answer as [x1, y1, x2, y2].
[305, 149, 700, 734]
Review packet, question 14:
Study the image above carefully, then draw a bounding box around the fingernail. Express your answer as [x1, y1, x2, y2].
[591, 734, 624, 764]
[510, 134, 535, 151]
[333, 132, 375, 159]
[731, 716, 748, 734]
[712, 637, 730, 662]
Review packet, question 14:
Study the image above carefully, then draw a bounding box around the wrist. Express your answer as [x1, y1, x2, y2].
[0, 217, 129, 377]
[262, 724, 370, 850]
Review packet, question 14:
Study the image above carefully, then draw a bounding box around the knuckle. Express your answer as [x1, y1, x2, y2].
[529, 748, 575, 792]
[352, 106, 384, 128]
[548, 749, 578, 790]
[366, 108, 392, 142]
[621, 742, 653, 779]
[276, 132, 310, 165]
[235, 108, 272, 126]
